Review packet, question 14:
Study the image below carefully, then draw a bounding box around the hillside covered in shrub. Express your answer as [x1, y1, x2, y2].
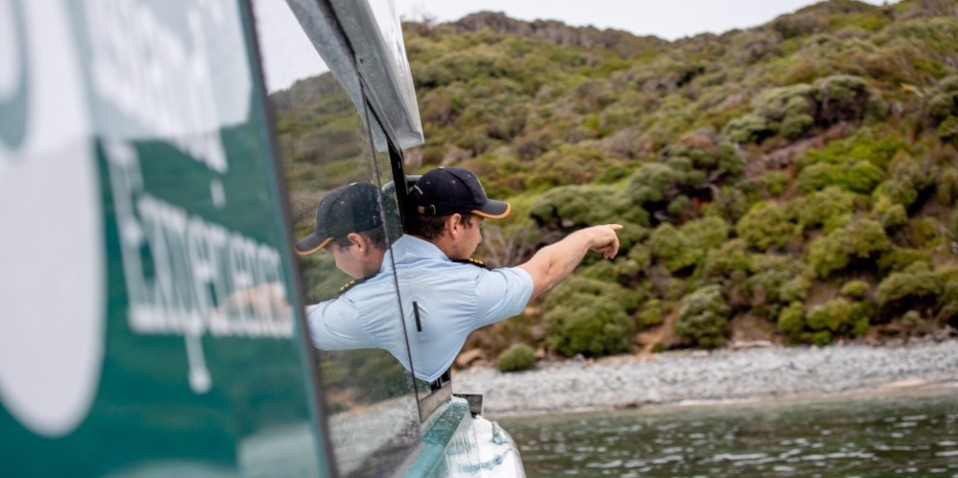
[272, 0, 958, 368]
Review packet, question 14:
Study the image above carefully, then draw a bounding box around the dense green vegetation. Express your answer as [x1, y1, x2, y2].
[272, 0, 958, 369]
[498, 343, 537, 372]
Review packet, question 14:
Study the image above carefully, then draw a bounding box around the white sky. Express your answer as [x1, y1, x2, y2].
[393, 0, 891, 40]
[254, 0, 892, 91]
[253, 0, 327, 92]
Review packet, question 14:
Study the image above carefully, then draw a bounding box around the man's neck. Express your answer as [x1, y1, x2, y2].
[362, 248, 387, 278]
[412, 234, 460, 260]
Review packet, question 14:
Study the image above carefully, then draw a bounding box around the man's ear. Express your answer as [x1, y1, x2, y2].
[445, 213, 463, 239]
[346, 232, 368, 252]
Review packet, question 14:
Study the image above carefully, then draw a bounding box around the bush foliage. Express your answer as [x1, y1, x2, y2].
[498, 343, 537, 372]
[543, 276, 638, 357]
[722, 75, 885, 144]
[675, 285, 731, 348]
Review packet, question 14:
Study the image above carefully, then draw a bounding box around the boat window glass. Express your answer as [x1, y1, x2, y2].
[253, 1, 421, 475]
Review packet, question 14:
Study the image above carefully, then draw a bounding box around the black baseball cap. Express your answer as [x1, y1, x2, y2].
[294, 182, 383, 256]
[408, 167, 511, 219]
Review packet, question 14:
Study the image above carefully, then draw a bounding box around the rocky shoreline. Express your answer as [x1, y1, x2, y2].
[453, 338, 958, 417]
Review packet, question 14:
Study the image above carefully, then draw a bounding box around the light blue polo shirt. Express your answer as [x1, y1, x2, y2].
[306, 235, 534, 382]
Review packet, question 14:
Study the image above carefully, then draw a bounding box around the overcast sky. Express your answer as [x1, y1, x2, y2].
[392, 0, 890, 40]
[255, 0, 892, 91]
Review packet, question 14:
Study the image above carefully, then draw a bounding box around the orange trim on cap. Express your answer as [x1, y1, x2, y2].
[472, 202, 511, 220]
[295, 236, 333, 256]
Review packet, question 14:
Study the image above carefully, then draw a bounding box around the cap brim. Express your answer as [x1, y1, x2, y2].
[294, 233, 333, 256]
[472, 199, 511, 219]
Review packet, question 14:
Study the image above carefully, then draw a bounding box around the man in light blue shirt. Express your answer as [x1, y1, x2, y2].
[300, 168, 622, 383]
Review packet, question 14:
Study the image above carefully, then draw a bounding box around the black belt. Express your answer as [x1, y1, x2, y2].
[429, 368, 451, 391]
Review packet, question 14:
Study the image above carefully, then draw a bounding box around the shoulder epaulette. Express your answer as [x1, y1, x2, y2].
[452, 257, 490, 270]
[338, 276, 370, 295]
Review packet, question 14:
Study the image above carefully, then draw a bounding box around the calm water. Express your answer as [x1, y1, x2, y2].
[500, 388, 958, 477]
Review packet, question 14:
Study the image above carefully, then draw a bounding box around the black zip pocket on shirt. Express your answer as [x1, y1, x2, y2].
[413, 301, 423, 332]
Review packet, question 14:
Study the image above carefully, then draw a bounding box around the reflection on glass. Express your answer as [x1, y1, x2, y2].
[254, 2, 420, 475]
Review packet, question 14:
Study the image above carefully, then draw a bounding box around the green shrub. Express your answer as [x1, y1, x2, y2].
[529, 184, 650, 237]
[703, 239, 754, 278]
[791, 297, 871, 344]
[667, 195, 691, 217]
[782, 113, 815, 139]
[811, 330, 833, 347]
[684, 216, 731, 250]
[627, 244, 652, 270]
[937, 281, 958, 325]
[626, 162, 689, 210]
[807, 298, 854, 332]
[876, 270, 942, 311]
[709, 186, 751, 224]
[736, 201, 798, 251]
[843, 218, 893, 258]
[611, 256, 642, 279]
[790, 187, 856, 231]
[928, 76, 958, 115]
[665, 139, 746, 184]
[797, 127, 905, 171]
[871, 194, 908, 229]
[415, 49, 519, 88]
[940, 279, 958, 304]
[543, 276, 637, 357]
[878, 247, 932, 273]
[852, 301, 876, 336]
[753, 83, 815, 137]
[544, 299, 634, 357]
[650, 217, 731, 274]
[841, 280, 870, 299]
[528, 145, 612, 189]
[780, 274, 813, 304]
[675, 285, 731, 348]
[777, 302, 806, 337]
[649, 224, 698, 272]
[927, 75, 958, 141]
[807, 297, 874, 337]
[722, 113, 774, 144]
[714, 144, 748, 181]
[722, 75, 882, 144]
[498, 344, 537, 372]
[908, 217, 944, 248]
[654, 274, 687, 301]
[938, 116, 958, 143]
[935, 167, 958, 207]
[795, 128, 906, 194]
[847, 162, 886, 194]
[748, 256, 802, 310]
[807, 217, 891, 278]
[797, 161, 883, 194]
[876, 154, 937, 212]
[811, 75, 878, 127]
[579, 260, 616, 281]
[637, 299, 664, 328]
[764, 171, 790, 197]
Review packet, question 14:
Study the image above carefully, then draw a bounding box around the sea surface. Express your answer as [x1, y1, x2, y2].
[499, 387, 958, 477]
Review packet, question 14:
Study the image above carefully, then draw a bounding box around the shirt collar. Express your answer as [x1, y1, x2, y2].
[393, 234, 449, 261]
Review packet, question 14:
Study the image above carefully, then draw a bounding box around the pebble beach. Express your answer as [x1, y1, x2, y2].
[454, 338, 958, 417]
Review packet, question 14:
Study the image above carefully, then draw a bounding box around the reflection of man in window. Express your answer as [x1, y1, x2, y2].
[301, 167, 621, 383]
[219, 182, 389, 329]
[295, 182, 401, 354]
[294, 182, 388, 280]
